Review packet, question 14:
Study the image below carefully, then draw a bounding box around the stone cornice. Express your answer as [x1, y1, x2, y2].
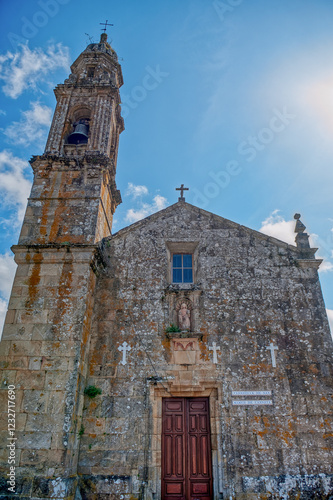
[30, 152, 116, 174]
[11, 243, 107, 272]
[54, 83, 121, 98]
[296, 259, 323, 269]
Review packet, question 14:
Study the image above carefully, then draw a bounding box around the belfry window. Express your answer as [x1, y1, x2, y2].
[87, 66, 95, 78]
[172, 254, 193, 283]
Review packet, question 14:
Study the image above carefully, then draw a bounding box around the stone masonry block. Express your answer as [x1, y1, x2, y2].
[29, 357, 42, 370]
[16, 431, 52, 450]
[10, 340, 42, 357]
[25, 413, 66, 433]
[45, 371, 72, 390]
[22, 390, 49, 413]
[16, 371, 45, 390]
[40, 341, 78, 357]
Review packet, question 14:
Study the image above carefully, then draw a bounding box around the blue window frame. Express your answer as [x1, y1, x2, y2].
[172, 254, 193, 283]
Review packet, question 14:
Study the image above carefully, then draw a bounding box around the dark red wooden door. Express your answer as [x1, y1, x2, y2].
[162, 398, 213, 500]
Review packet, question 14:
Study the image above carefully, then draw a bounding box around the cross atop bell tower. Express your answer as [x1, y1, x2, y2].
[100, 19, 113, 33]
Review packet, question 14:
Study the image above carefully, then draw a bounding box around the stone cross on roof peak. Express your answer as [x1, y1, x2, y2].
[176, 184, 189, 202]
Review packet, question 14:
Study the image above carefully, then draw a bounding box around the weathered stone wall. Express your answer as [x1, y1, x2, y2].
[19, 154, 120, 246]
[0, 246, 99, 498]
[79, 202, 333, 499]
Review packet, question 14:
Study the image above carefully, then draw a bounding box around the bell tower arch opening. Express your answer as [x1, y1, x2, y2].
[66, 106, 92, 146]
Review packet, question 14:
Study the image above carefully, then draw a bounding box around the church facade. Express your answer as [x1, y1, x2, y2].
[0, 34, 332, 500]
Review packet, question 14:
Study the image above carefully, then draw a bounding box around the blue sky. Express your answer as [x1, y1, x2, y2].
[0, 0, 332, 333]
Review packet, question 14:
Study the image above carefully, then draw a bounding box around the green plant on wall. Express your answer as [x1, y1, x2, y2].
[84, 385, 102, 398]
[165, 323, 181, 333]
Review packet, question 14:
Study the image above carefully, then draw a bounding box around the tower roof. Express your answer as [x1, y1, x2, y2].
[67, 32, 123, 88]
[83, 33, 118, 60]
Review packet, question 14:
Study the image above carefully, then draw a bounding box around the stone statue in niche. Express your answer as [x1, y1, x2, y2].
[178, 301, 191, 331]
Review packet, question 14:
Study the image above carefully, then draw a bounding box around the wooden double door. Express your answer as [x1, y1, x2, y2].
[161, 398, 213, 500]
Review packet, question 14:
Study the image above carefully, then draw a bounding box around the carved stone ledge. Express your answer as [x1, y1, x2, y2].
[296, 259, 323, 269]
[166, 331, 203, 340]
[164, 283, 202, 294]
[30, 151, 116, 172]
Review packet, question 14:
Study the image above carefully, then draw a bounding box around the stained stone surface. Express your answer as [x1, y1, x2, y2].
[77, 201, 333, 499]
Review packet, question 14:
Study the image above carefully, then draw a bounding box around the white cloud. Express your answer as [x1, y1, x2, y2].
[126, 182, 149, 198]
[0, 252, 15, 339]
[4, 101, 52, 147]
[0, 109, 6, 116]
[0, 298, 8, 339]
[319, 261, 333, 273]
[309, 232, 333, 274]
[259, 210, 295, 245]
[327, 309, 333, 337]
[0, 253, 16, 299]
[154, 194, 168, 211]
[0, 150, 32, 223]
[0, 43, 70, 99]
[126, 195, 168, 223]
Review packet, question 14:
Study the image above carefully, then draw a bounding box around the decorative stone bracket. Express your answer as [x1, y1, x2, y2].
[170, 337, 206, 365]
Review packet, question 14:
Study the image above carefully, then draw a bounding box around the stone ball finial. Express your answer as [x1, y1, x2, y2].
[294, 213, 301, 220]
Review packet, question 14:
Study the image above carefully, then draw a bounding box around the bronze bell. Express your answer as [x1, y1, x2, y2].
[67, 120, 89, 145]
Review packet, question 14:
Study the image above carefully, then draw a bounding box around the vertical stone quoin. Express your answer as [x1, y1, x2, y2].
[0, 33, 124, 498]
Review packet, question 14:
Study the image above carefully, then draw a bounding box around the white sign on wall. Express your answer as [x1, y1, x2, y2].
[232, 391, 272, 396]
[232, 400, 273, 406]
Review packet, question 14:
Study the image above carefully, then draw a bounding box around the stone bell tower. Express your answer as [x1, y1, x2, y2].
[0, 33, 124, 498]
[21, 32, 123, 246]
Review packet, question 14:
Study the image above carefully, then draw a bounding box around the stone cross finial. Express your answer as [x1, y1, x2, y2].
[208, 342, 220, 364]
[176, 184, 189, 202]
[266, 342, 278, 368]
[118, 341, 131, 365]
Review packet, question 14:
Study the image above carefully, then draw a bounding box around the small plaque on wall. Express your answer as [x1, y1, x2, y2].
[232, 400, 273, 406]
[232, 391, 272, 396]
[172, 338, 197, 365]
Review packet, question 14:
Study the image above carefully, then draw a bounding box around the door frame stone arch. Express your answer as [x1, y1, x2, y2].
[146, 380, 224, 499]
